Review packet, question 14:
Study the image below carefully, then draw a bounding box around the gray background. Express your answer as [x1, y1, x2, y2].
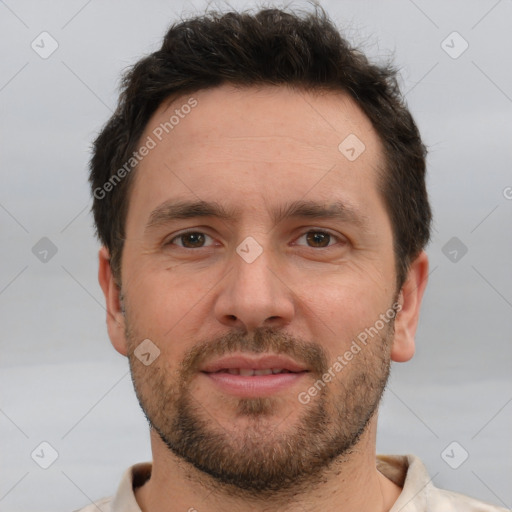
[0, 0, 511, 510]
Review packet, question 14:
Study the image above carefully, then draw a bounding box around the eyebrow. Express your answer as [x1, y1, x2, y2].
[144, 198, 370, 234]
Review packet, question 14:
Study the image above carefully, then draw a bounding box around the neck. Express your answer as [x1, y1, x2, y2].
[135, 419, 402, 512]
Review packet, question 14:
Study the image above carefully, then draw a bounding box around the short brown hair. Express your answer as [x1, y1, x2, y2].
[89, 5, 432, 289]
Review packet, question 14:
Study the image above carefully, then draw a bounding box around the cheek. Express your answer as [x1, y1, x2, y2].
[122, 273, 201, 363]
[126, 259, 203, 313]
[295, 258, 388, 307]
[293, 267, 391, 352]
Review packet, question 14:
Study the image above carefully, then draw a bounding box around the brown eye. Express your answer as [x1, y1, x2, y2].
[169, 232, 212, 248]
[305, 231, 331, 247]
[296, 230, 341, 248]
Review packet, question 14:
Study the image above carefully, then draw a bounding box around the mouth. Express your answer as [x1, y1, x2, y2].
[200, 354, 310, 397]
[206, 368, 302, 376]
[200, 353, 309, 373]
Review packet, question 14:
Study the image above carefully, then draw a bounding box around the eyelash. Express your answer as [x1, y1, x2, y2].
[166, 229, 345, 249]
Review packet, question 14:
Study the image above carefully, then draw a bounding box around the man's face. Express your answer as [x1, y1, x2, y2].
[117, 85, 400, 494]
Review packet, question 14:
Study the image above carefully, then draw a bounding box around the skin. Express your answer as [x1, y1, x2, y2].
[98, 84, 429, 512]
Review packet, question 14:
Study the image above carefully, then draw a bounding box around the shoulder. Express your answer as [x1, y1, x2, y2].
[377, 454, 508, 512]
[71, 462, 151, 512]
[428, 485, 509, 511]
[72, 495, 112, 512]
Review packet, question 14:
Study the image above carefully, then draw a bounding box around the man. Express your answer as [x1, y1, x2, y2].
[79, 5, 506, 512]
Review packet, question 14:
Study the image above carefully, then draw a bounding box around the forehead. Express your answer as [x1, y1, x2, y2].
[147, 84, 380, 161]
[127, 84, 387, 228]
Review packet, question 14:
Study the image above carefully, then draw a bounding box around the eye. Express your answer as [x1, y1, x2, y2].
[167, 231, 215, 249]
[166, 229, 344, 250]
[295, 230, 344, 248]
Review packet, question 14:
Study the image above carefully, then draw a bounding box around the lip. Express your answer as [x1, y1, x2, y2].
[201, 371, 308, 397]
[199, 353, 309, 398]
[200, 354, 308, 373]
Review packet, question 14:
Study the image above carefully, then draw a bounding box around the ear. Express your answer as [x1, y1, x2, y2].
[390, 251, 429, 362]
[98, 246, 128, 356]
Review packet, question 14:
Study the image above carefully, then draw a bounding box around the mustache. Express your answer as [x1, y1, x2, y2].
[178, 326, 329, 383]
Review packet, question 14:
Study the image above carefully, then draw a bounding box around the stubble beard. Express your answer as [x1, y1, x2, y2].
[126, 316, 394, 498]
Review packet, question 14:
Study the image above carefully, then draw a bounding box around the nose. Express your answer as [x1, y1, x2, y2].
[214, 243, 295, 332]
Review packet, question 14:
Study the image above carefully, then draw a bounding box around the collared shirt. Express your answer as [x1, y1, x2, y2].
[74, 454, 508, 511]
